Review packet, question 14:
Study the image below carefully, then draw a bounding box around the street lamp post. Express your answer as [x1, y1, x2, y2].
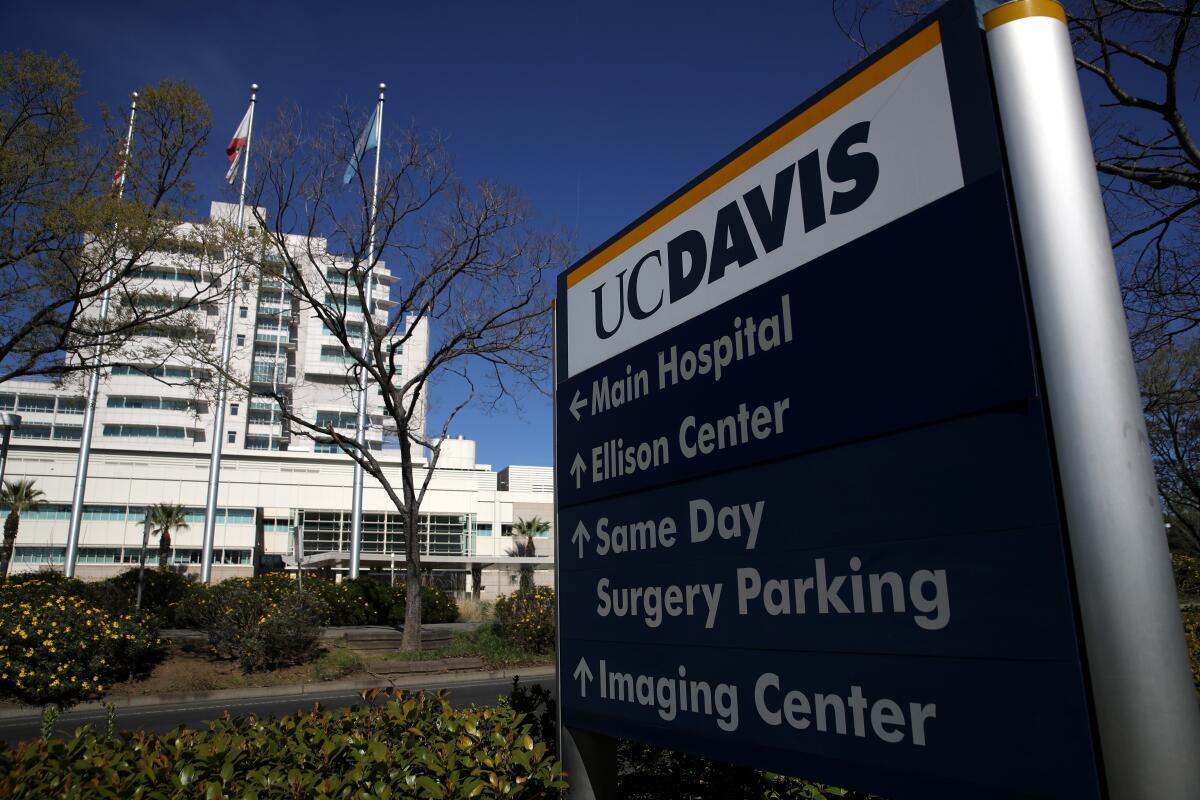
[0, 413, 22, 491]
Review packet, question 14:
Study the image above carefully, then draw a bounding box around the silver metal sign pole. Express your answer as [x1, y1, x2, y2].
[985, 3, 1200, 797]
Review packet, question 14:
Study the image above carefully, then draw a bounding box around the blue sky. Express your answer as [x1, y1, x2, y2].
[3, 0, 886, 469]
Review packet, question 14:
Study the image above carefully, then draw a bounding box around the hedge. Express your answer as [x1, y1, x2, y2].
[0, 688, 565, 799]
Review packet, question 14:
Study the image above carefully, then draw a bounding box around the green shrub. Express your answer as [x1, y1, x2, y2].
[344, 576, 401, 624]
[0, 588, 165, 708]
[84, 568, 197, 627]
[0, 688, 566, 798]
[0, 571, 87, 601]
[392, 583, 460, 625]
[1183, 609, 1200, 694]
[1174, 551, 1200, 598]
[310, 647, 364, 681]
[306, 576, 375, 625]
[191, 578, 326, 672]
[504, 676, 557, 753]
[494, 586, 555, 653]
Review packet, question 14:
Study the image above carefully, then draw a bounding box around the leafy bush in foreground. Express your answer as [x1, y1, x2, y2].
[618, 739, 879, 800]
[0, 688, 565, 799]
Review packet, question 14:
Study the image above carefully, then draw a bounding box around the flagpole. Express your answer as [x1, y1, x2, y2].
[201, 83, 257, 584]
[64, 91, 138, 578]
[349, 83, 385, 580]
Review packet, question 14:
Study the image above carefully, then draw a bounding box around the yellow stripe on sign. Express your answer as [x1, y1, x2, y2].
[564, 21, 942, 290]
[983, 0, 1067, 31]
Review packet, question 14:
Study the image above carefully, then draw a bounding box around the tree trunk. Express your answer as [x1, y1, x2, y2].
[0, 511, 19, 581]
[158, 531, 171, 569]
[401, 505, 423, 651]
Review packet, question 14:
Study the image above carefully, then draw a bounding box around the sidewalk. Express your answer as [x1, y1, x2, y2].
[0, 663, 556, 721]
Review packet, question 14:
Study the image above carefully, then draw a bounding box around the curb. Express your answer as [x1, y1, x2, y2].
[0, 665, 556, 721]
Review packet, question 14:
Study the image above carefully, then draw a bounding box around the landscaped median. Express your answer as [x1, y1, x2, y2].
[0, 573, 564, 798]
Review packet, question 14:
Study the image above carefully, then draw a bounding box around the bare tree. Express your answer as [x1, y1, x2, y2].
[1141, 341, 1200, 552]
[1069, 1, 1200, 359]
[0, 51, 228, 384]
[834, 2, 1200, 548]
[830, 3, 1200, 361]
[204, 108, 563, 649]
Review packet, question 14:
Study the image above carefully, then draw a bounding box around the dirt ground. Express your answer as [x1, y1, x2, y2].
[102, 647, 368, 698]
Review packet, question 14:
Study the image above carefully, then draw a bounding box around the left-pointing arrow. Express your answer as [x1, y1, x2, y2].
[569, 389, 588, 422]
[573, 657, 594, 697]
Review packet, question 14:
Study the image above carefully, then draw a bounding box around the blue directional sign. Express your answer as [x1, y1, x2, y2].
[555, 2, 1105, 798]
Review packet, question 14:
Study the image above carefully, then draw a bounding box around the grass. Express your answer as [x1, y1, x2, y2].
[310, 647, 365, 681]
[379, 626, 553, 670]
[456, 597, 494, 623]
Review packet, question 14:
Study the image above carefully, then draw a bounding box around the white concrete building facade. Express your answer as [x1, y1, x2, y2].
[0, 202, 553, 597]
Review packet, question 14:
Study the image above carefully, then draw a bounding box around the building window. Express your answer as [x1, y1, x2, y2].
[320, 345, 353, 363]
[56, 397, 86, 414]
[230, 403, 239, 417]
[14, 546, 65, 564]
[16, 396, 55, 413]
[315, 411, 357, 430]
[52, 424, 82, 441]
[172, 548, 203, 565]
[14, 504, 70, 520]
[239, 305, 248, 319]
[103, 424, 186, 439]
[108, 396, 190, 411]
[13, 424, 52, 440]
[77, 548, 122, 564]
[227, 430, 236, 444]
[222, 549, 252, 565]
[314, 441, 340, 453]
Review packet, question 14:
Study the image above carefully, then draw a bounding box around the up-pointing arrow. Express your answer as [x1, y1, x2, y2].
[571, 520, 591, 559]
[569, 389, 588, 422]
[569, 453, 587, 489]
[573, 657, 594, 698]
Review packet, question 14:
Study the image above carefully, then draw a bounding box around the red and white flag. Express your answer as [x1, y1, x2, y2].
[225, 105, 253, 184]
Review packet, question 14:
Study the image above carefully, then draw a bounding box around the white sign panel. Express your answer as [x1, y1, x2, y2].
[566, 38, 964, 377]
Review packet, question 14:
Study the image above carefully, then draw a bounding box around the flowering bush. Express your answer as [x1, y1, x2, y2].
[189, 577, 326, 672]
[0, 581, 164, 707]
[307, 577, 375, 626]
[85, 568, 197, 627]
[494, 586, 556, 653]
[1183, 610, 1200, 694]
[392, 583, 460, 625]
[1173, 551, 1200, 598]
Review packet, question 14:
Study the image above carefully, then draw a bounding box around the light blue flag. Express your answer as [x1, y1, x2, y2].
[343, 105, 379, 184]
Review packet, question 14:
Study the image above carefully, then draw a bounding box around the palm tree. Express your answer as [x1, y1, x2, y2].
[1, 479, 45, 580]
[509, 517, 549, 592]
[148, 503, 189, 569]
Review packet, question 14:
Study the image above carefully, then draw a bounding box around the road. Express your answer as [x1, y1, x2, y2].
[0, 675, 555, 746]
